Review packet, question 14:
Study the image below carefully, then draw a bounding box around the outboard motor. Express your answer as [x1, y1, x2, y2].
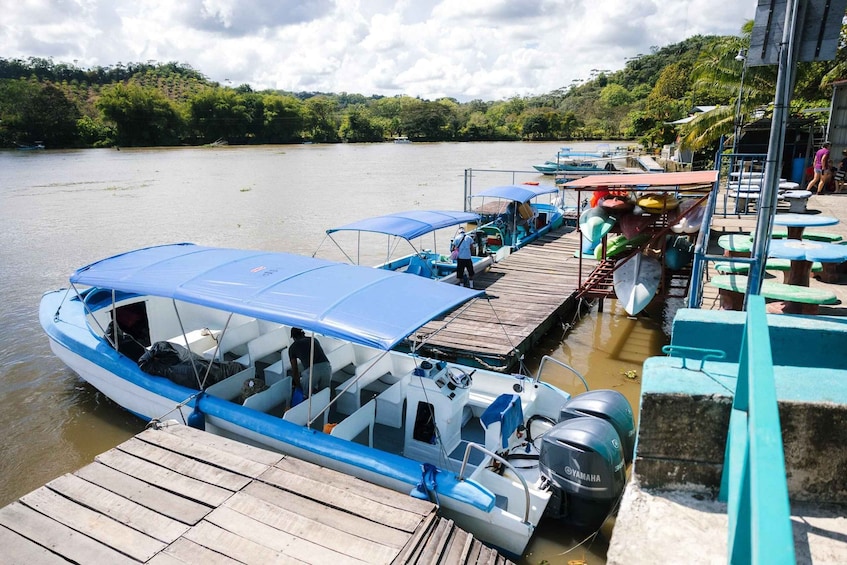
[559, 389, 635, 464]
[538, 417, 626, 530]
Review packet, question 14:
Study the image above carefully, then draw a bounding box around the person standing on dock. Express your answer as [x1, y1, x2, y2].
[453, 228, 475, 288]
[807, 141, 831, 195]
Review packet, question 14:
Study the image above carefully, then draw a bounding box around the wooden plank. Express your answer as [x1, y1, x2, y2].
[156, 422, 285, 466]
[19, 486, 165, 562]
[117, 437, 253, 492]
[183, 520, 302, 564]
[209, 502, 387, 564]
[443, 527, 475, 565]
[47, 473, 189, 543]
[273, 456, 433, 517]
[0, 525, 70, 565]
[96, 448, 233, 507]
[75, 461, 211, 525]
[418, 517, 453, 562]
[149, 537, 244, 565]
[259, 464, 425, 533]
[137, 426, 275, 478]
[0, 502, 137, 565]
[391, 512, 438, 565]
[242, 481, 410, 548]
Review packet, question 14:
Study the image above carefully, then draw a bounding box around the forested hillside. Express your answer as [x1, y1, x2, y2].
[0, 21, 842, 151]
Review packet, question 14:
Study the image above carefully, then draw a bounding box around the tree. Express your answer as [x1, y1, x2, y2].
[188, 88, 253, 143]
[262, 93, 304, 143]
[0, 80, 80, 146]
[303, 96, 340, 142]
[97, 82, 183, 146]
[339, 106, 384, 142]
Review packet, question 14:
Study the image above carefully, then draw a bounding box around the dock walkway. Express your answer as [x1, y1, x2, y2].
[0, 422, 512, 565]
[413, 227, 587, 371]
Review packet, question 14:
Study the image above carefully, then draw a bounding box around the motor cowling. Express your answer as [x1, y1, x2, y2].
[538, 416, 626, 530]
[558, 389, 635, 464]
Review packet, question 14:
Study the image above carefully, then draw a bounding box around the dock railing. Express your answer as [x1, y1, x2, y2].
[719, 295, 795, 564]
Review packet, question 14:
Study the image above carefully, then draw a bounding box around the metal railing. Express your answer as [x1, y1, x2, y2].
[719, 295, 795, 564]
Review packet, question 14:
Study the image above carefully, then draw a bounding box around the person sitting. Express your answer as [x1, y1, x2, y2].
[287, 327, 332, 396]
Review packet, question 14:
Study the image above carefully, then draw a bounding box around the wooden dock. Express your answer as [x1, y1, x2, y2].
[413, 227, 589, 371]
[0, 422, 512, 564]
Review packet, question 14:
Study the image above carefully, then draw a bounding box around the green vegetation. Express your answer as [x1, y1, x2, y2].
[0, 21, 843, 151]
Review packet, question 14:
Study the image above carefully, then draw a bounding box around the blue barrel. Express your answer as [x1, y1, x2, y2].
[792, 157, 806, 184]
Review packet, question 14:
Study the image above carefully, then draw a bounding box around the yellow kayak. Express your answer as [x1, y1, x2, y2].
[637, 193, 679, 213]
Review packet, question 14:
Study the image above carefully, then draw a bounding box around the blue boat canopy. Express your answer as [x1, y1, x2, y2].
[70, 243, 482, 350]
[326, 210, 479, 240]
[472, 184, 558, 203]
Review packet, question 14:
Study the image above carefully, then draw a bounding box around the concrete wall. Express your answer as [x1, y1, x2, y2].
[634, 308, 847, 502]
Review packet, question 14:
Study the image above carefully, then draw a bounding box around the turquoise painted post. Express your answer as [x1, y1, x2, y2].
[720, 295, 795, 564]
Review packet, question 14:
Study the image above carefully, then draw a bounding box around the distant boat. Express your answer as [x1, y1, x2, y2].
[533, 160, 616, 175]
[393, 136, 411, 144]
[17, 142, 45, 150]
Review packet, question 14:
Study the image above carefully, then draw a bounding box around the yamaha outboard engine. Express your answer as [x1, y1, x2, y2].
[538, 417, 626, 530]
[559, 389, 635, 464]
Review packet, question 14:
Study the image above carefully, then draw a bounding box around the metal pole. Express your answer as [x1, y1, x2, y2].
[747, 0, 801, 300]
[732, 50, 748, 156]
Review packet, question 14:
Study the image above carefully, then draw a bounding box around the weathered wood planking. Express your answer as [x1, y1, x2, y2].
[0, 423, 513, 564]
[414, 227, 588, 369]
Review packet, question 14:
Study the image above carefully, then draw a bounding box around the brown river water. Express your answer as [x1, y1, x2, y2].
[0, 141, 668, 564]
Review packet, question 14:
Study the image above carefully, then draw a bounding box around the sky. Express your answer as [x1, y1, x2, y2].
[1, 0, 758, 102]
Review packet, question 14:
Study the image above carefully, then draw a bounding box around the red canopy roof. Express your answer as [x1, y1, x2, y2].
[561, 170, 718, 190]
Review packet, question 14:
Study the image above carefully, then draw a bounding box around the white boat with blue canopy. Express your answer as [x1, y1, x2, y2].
[40, 242, 634, 557]
[471, 184, 566, 251]
[322, 209, 493, 282]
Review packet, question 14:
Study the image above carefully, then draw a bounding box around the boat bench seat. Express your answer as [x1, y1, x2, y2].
[282, 387, 330, 430]
[330, 399, 376, 447]
[375, 374, 410, 428]
[243, 376, 292, 413]
[202, 319, 260, 362]
[205, 366, 256, 401]
[336, 353, 394, 415]
[233, 325, 291, 368]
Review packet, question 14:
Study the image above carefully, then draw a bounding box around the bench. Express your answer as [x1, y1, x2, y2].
[233, 325, 291, 371]
[282, 387, 330, 430]
[243, 376, 292, 413]
[202, 319, 260, 362]
[782, 190, 812, 213]
[336, 352, 394, 415]
[205, 366, 256, 401]
[330, 398, 376, 447]
[375, 374, 410, 428]
[715, 259, 823, 283]
[708, 274, 838, 314]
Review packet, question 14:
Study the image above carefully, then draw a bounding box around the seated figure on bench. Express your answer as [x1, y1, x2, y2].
[288, 327, 332, 397]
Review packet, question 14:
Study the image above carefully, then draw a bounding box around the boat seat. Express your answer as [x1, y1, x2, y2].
[205, 366, 256, 401]
[330, 398, 377, 447]
[480, 394, 524, 452]
[406, 255, 434, 278]
[336, 352, 393, 415]
[282, 387, 330, 430]
[243, 376, 292, 413]
[202, 319, 260, 362]
[233, 325, 291, 368]
[375, 374, 411, 428]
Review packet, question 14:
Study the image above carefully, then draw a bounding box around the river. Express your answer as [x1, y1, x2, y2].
[0, 141, 668, 564]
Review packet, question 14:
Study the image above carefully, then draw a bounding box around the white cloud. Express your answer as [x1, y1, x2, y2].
[0, 0, 758, 101]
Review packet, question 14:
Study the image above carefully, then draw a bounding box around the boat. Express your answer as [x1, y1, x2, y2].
[40, 243, 635, 557]
[393, 136, 411, 144]
[321, 210, 492, 283]
[532, 160, 615, 175]
[471, 184, 566, 251]
[612, 252, 662, 315]
[16, 142, 45, 150]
